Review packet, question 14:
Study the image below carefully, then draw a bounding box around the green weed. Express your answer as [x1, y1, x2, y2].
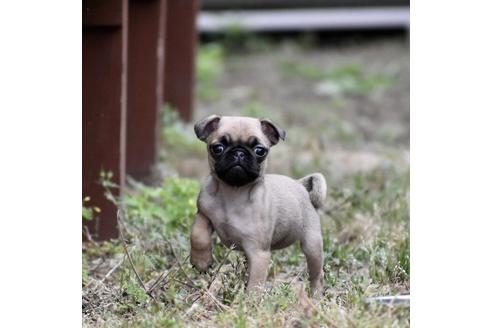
[280, 61, 394, 96]
[85, 240, 124, 258]
[221, 23, 274, 53]
[280, 61, 326, 80]
[241, 100, 267, 118]
[196, 43, 225, 101]
[82, 254, 89, 285]
[83, 196, 101, 221]
[160, 105, 203, 157]
[124, 177, 200, 237]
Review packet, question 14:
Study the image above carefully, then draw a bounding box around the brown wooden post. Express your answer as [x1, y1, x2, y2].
[83, 0, 128, 240]
[126, 0, 167, 180]
[163, 0, 198, 122]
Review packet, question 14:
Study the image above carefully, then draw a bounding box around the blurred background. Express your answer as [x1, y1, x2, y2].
[166, 0, 409, 192]
[83, 1, 409, 326]
[83, 0, 409, 240]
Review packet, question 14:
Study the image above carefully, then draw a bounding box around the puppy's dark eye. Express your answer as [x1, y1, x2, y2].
[211, 144, 225, 155]
[254, 146, 267, 157]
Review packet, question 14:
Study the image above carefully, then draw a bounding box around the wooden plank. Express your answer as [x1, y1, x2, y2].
[163, 0, 198, 122]
[83, 0, 128, 240]
[126, 0, 166, 180]
[83, 0, 124, 27]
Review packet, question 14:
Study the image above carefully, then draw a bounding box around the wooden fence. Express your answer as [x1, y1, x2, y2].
[83, 0, 198, 240]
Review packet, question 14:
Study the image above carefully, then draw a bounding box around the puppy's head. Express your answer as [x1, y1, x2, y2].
[194, 115, 285, 187]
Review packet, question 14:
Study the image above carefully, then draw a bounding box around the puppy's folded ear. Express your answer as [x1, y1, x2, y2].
[260, 118, 286, 146]
[194, 115, 221, 141]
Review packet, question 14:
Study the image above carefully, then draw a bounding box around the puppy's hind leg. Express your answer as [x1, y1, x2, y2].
[190, 212, 214, 272]
[301, 231, 324, 297]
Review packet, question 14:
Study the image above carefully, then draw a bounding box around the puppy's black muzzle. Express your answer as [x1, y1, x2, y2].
[214, 146, 260, 187]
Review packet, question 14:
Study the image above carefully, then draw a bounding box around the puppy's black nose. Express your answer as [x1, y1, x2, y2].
[233, 149, 246, 161]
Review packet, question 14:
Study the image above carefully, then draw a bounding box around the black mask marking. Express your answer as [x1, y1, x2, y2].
[213, 144, 262, 187]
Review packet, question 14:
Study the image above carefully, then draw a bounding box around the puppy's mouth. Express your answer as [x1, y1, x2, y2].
[228, 164, 248, 175]
[215, 163, 260, 187]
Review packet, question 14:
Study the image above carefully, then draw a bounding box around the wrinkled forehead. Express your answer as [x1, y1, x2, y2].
[212, 116, 269, 145]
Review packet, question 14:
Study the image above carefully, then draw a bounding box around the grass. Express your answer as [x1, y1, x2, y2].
[83, 163, 409, 327]
[241, 100, 268, 118]
[160, 105, 204, 159]
[196, 32, 312, 102]
[83, 196, 101, 221]
[208, 23, 276, 54]
[280, 61, 394, 96]
[196, 43, 225, 101]
[195, 34, 275, 102]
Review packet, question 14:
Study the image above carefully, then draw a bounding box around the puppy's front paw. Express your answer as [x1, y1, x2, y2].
[190, 250, 213, 272]
[309, 278, 324, 298]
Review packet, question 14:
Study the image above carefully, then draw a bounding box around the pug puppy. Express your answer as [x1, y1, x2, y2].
[190, 115, 326, 296]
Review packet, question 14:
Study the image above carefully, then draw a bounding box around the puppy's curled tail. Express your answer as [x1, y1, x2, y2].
[298, 173, 327, 209]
